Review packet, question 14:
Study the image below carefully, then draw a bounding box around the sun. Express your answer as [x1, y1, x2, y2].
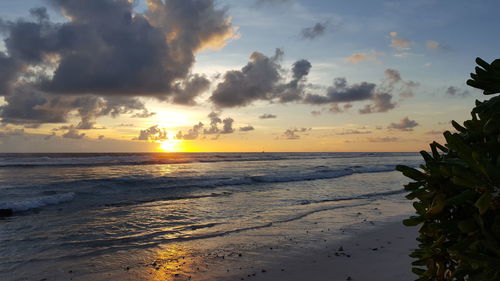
[159, 139, 182, 152]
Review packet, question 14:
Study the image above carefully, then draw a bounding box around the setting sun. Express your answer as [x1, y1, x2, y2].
[159, 139, 182, 152]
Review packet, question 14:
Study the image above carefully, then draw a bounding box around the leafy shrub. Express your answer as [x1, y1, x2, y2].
[396, 58, 500, 281]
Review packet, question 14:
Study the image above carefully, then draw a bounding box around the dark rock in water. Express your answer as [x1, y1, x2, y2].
[0, 209, 13, 217]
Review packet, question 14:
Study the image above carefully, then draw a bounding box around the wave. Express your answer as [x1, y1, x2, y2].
[1, 165, 401, 213]
[0, 192, 75, 212]
[0, 152, 419, 168]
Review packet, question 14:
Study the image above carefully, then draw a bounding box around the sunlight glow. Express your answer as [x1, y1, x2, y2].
[159, 139, 182, 152]
[154, 110, 193, 127]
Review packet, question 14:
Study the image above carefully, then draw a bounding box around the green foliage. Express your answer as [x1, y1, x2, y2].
[397, 57, 500, 281]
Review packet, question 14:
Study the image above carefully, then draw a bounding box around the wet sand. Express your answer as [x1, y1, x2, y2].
[236, 220, 418, 281]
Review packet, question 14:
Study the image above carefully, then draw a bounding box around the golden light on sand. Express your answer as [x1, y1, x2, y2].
[159, 139, 182, 152]
[146, 245, 201, 281]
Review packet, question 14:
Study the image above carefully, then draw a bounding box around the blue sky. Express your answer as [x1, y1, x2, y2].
[0, 0, 498, 152]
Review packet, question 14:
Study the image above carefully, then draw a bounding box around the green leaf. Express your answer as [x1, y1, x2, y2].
[458, 219, 478, 234]
[403, 216, 423, 226]
[396, 165, 426, 181]
[474, 192, 493, 215]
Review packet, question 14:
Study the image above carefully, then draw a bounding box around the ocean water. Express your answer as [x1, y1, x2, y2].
[0, 152, 420, 280]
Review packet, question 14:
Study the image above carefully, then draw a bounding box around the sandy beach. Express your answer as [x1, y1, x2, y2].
[241, 220, 418, 281]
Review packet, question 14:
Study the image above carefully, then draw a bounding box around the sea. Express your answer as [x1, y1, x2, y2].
[0, 152, 421, 280]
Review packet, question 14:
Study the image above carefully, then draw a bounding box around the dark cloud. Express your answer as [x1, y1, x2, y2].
[171, 75, 211, 105]
[0, 0, 235, 126]
[282, 129, 300, 140]
[131, 110, 156, 118]
[221, 117, 234, 134]
[445, 86, 470, 97]
[210, 49, 283, 107]
[0, 85, 148, 128]
[239, 125, 254, 132]
[304, 78, 376, 104]
[204, 111, 223, 134]
[275, 59, 312, 102]
[134, 125, 167, 141]
[210, 49, 312, 107]
[304, 69, 417, 114]
[176, 122, 204, 140]
[280, 127, 311, 140]
[301, 22, 328, 40]
[177, 112, 236, 140]
[62, 127, 85, 139]
[329, 103, 353, 113]
[358, 93, 395, 114]
[381, 69, 418, 98]
[387, 117, 418, 131]
[259, 113, 277, 119]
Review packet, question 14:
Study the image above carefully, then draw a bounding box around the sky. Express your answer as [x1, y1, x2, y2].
[0, 0, 498, 153]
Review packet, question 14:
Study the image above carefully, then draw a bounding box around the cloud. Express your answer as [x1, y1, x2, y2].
[176, 122, 204, 140]
[387, 117, 418, 131]
[62, 127, 85, 139]
[329, 103, 353, 113]
[303, 69, 417, 114]
[134, 125, 167, 141]
[171, 74, 211, 105]
[445, 86, 470, 97]
[358, 93, 395, 114]
[367, 137, 399, 142]
[426, 40, 449, 51]
[131, 110, 156, 118]
[389, 32, 411, 51]
[425, 130, 443, 135]
[304, 78, 376, 104]
[280, 127, 311, 140]
[336, 129, 372, 135]
[176, 112, 236, 140]
[117, 123, 135, 127]
[380, 69, 419, 98]
[300, 22, 328, 40]
[44, 132, 56, 140]
[0, 128, 25, 138]
[221, 117, 234, 134]
[210, 49, 312, 107]
[259, 113, 277, 119]
[239, 125, 255, 132]
[0, 84, 148, 128]
[254, 0, 291, 7]
[345, 53, 373, 64]
[345, 52, 383, 64]
[0, 0, 236, 126]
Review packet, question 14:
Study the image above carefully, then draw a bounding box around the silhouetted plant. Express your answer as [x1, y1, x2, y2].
[396, 57, 500, 281]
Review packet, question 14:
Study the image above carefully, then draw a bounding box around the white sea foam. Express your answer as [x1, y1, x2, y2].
[0, 192, 75, 212]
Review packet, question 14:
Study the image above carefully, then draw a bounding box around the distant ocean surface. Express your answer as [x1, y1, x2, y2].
[0, 152, 420, 280]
